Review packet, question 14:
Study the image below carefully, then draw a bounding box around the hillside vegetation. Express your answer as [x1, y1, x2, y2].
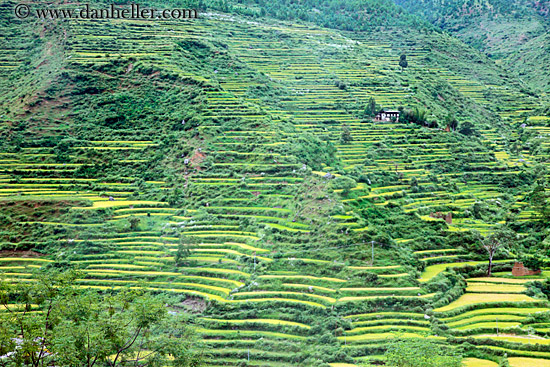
[1, 0, 550, 366]
[394, 0, 550, 94]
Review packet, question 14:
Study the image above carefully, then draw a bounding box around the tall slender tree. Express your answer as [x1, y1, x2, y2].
[399, 54, 408, 71]
[364, 97, 378, 118]
[482, 229, 515, 276]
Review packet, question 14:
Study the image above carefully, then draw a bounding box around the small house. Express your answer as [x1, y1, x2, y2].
[375, 110, 400, 122]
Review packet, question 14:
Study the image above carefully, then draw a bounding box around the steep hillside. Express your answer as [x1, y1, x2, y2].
[2, 0, 550, 366]
[393, 0, 550, 93]
[393, 0, 549, 26]
[507, 30, 550, 93]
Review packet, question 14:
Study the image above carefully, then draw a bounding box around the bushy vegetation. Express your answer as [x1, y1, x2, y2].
[0, 269, 203, 367]
[395, 0, 550, 93]
[385, 338, 462, 367]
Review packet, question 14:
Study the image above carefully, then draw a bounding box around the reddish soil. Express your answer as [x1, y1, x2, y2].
[190, 150, 206, 170]
[36, 59, 49, 69]
[0, 250, 44, 258]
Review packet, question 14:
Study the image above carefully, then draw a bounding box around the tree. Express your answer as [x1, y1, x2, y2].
[168, 188, 184, 207]
[340, 124, 353, 144]
[0, 269, 204, 367]
[483, 235, 501, 277]
[482, 229, 515, 276]
[521, 254, 543, 271]
[54, 139, 75, 163]
[128, 216, 141, 231]
[399, 54, 408, 71]
[363, 97, 378, 118]
[329, 175, 357, 196]
[385, 337, 462, 367]
[0, 270, 76, 367]
[400, 107, 427, 126]
[528, 183, 550, 220]
[459, 121, 476, 136]
[445, 113, 459, 131]
[175, 236, 192, 266]
[334, 79, 347, 90]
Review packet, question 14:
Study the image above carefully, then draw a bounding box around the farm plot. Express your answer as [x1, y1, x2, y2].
[436, 276, 550, 342]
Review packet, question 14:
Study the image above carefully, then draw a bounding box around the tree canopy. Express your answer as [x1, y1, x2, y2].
[0, 270, 204, 367]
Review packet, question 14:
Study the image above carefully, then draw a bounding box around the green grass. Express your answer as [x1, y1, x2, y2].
[454, 321, 521, 330]
[338, 332, 444, 342]
[463, 358, 498, 367]
[441, 308, 550, 323]
[346, 325, 429, 334]
[232, 291, 336, 304]
[471, 336, 550, 346]
[447, 314, 526, 328]
[419, 260, 512, 282]
[258, 275, 346, 283]
[198, 318, 311, 329]
[72, 200, 167, 209]
[467, 277, 535, 284]
[466, 282, 527, 294]
[435, 294, 538, 312]
[345, 312, 425, 320]
[195, 328, 306, 340]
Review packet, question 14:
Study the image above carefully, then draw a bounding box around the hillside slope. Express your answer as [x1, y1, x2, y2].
[393, 0, 550, 93]
[1, 0, 550, 366]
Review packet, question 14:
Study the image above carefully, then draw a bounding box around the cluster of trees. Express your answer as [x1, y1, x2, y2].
[363, 97, 378, 119]
[399, 107, 428, 126]
[340, 125, 353, 144]
[0, 270, 204, 367]
[359, 95, 454, 131]
[529, 182, 550, 221]
[361, 102, 476, 136]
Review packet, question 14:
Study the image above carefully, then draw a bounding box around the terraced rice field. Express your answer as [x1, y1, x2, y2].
[1, 3, 549, 365]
